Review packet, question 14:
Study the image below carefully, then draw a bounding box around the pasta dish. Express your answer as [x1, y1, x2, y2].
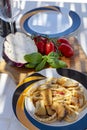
[27, 77, 87, 123]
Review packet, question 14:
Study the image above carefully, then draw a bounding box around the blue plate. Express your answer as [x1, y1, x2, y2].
[12, 68, 87, 130]
[20, 6, 81, 38]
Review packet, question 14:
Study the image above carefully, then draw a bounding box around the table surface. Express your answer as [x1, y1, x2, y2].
[0, 1, 87, 130]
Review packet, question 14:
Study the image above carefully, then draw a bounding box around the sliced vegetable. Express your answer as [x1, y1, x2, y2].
[3, 32, 38, 67]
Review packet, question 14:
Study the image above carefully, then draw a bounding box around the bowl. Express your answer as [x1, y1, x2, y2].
[12, 68, 87, 130]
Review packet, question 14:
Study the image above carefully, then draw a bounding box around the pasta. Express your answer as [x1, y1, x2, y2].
[27, 77, 87, 123]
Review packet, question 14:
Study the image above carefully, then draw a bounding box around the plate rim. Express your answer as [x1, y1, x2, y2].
[20, 6, 81, 38]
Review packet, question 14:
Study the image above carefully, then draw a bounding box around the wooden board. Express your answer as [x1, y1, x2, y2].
[0, 36, 87, 85]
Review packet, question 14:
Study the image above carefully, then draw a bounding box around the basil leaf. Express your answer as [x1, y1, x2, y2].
[48, 52, 60, 58]
[24, 52, 42, 64]
[35, 58, 47, 71]
[48, 58, 67, 68]
[47, 57, 55, 64]
[25, 63, 36, 68]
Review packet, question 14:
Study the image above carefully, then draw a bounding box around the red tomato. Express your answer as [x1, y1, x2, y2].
[54, 91, 65, 95]
[33, 36, 56, 55]
[57, 91, 65, 95]
[34, 35, 47, 44]
[36, 41, 45, 54]
[33, 36, 47, 54]
[45, 41, 55, 55]
[33, 35, 41, 43]
[57, 37, 71, 47]
[58, 43, 74, 58]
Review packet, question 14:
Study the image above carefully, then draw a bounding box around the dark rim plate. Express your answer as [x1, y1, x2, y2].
[20, 6, 81, 38]
[12, 68, 87, 130]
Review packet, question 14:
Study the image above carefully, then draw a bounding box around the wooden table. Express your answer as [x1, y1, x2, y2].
[0, 36, 87, 85]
